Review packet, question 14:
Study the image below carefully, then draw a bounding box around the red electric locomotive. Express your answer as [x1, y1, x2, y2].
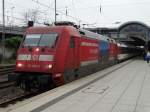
[10, 22, 140, 90]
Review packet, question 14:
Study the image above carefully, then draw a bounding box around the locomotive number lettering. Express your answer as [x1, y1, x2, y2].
[32, 55, 39, 60]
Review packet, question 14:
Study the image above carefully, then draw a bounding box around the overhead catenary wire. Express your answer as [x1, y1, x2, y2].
[2, 0, 150, 27]
[31, 0, 81, 21]
[30, 0, 95, 26]
[0, 12, 44, 26]
[4, 0, 54, 23]
[63, 0, 150, 10]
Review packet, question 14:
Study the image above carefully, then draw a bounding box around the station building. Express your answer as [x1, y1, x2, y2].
[87, 21, 150, 47]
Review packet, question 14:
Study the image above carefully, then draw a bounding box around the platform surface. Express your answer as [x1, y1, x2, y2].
[3, 59, 150, 112]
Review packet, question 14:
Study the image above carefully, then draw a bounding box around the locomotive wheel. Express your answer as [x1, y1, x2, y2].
[20, 79, 31, 91]
[20, 80, 26, 90]
[74, 69, 79, 78]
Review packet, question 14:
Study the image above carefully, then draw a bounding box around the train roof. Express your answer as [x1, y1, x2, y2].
[27, 26, 74, 31]
[26, 24, 116, 43]
[79, 29, 110, 42]
[53, 21, 113, 42]
[26, 26, 79, 35]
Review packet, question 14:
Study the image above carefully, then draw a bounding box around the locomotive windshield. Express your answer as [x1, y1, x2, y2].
[23, 33, 58, 47]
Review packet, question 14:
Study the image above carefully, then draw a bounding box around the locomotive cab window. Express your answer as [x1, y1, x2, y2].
[70, 37, 75, 48]
[23, 33, 58, 48]
[23, 34, 41, 47]
[39, 33, 58, 48]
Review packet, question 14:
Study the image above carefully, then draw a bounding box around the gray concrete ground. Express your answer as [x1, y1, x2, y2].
[42, 59, 150, 112]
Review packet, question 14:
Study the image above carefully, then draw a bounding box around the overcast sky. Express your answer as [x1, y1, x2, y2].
[0, 0, 150, 28]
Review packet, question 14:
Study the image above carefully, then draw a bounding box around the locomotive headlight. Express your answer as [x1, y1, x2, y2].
[35, 48, 40, 52]
[48, 64, 52, 69]
[17, 63, 23, 67]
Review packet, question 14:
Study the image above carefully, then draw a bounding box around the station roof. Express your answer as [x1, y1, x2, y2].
[87, 21, 150, 46]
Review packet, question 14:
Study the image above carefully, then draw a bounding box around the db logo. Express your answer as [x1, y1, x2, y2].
[32, 55, 39, 60]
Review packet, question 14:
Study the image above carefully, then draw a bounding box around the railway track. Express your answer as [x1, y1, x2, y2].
[0, 64, 41, 107]
[0, 87, 48, 107]
[0, 64, 15, 89]
[0, 64, 15, 82]
[0, 64, 15, 75]
[0, 88, 35, 107]
[0, 81, 15, 89]
[0, 64, 24, 106]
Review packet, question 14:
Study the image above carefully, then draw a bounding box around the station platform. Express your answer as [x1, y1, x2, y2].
[2, 58, 150, 112]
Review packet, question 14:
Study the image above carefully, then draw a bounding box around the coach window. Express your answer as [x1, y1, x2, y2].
[70, 37, 75, 48]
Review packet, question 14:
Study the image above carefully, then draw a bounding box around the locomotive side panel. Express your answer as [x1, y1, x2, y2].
[53, 27, 81, 84]
[79, 37, 99, 67]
